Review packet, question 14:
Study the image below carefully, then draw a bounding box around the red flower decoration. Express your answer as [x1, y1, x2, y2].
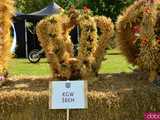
[156, 36, 160, 44]
[132, 25, 141, 34]
[141, 36, 148, 46]
[147, 0, 155, 3]
[131, 25, 141, 45]
[83, 4, 90, 13]
[144, 7, 152, 14]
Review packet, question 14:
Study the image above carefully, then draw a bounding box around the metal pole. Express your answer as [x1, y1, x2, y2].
[77, 26, 80, 42]
[67, 109, 70, 120]
[24, 20, 28, 58]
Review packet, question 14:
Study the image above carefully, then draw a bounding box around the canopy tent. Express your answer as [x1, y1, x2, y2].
[13, 3, 62, 57]
[16, 12, 25, 16]
[15, 3, 62, 20]
[30, 3, 62, 16]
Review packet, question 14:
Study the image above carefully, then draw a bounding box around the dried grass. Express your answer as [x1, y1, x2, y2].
[0, 72, 160, 120]
[0, 0, 14, 76]
[36, 9, 114, 80]
[116, 0, 145, 64]
[116, 1, 160, 81]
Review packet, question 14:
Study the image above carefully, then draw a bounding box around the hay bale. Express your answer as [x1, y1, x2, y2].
[0, 73, 160, 120]
[36, 8, 114, 80]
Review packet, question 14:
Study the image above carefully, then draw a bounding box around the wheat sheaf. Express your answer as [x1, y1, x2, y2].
[36, 8, 114, 80]
[116, 0, 160, 82]
[0, 0, 14, 80]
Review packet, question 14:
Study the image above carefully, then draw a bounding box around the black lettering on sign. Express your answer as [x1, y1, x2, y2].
[62, 92, 75, 103]
[62, 98, 75, 103]
[62, 92, 74, 97]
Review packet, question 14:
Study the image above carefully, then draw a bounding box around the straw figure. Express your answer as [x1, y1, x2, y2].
[116, 0, 160, 83]
[0, 0, 14, 81]
[36, 7, 114, 80]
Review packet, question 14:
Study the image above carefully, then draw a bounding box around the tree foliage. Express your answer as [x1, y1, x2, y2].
[15, 0, 53, 13]
[54, 0, 134, 21]
[15, 0, 134, 21]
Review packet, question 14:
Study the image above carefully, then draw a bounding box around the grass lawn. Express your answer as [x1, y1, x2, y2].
[99, 49, 136, 73]
[8, 49, 136, 76]
[8, 59, 52, 76]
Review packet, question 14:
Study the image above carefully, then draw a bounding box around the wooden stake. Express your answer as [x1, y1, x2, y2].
[67, 109, 70, 120]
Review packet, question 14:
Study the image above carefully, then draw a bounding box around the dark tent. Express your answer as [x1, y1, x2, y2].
[30, 3, 61, 16]
[15, 3, 61, 20]
[14, 3, 62, 57]
[16, 12, 25, 16]
[13, 12, 26, 57]
[14, 3, 78, 58]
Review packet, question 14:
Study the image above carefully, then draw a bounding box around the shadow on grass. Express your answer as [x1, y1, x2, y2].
[107, 52, 122, 55]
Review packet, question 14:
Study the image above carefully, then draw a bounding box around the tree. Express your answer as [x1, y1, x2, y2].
[54, 0, 134, 21]
[15, 0, 53, 13]
[15, 0, 134, 21]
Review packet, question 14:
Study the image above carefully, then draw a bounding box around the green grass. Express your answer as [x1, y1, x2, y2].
[99, 54, 135, 73]
[99, 49, 136, 73]
[8, 59, 52, 76]
[8, 49, 136, 76]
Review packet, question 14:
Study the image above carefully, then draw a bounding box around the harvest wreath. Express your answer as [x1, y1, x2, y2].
[116, 0, 160, 83]
[0, 0, 14, 81]
[36, 7, 114, 80]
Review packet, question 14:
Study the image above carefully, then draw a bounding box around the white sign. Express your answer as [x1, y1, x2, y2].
[49, 80, 88, 109]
